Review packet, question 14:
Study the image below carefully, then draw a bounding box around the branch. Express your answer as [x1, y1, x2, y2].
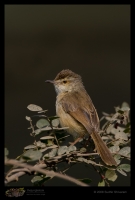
[5, 159, 88, 186]
[6, 168, 31, 178]
[5, 171, 26, 183]
[92, 165, 110, 187]
[76, 153, 98, 157]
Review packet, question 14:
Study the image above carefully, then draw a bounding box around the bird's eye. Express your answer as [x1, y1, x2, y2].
[63, 80, 67, 84]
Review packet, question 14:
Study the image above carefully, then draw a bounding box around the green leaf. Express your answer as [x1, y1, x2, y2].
[124, 127, 130, 133]
[105, 170, 117, 181]
[109, 145, 120, 153]
[34, 141, 46, 148]
[117, 164, 130, 172]
[121, 102, 130, 111]
[22, 149, 42, 161]
[66, 145, 76, 153]
[121, 102, 130, 108]
[79, 178, 91, 185]
[80, 147, 87, 153]
[5, 148, 9, 157]
[34, 127, 52, 135]
[34, 126, 69, 135]
[52, 118, 60, 127]
[31, 176, 43, 183]
[118, 147, 130, 156]
[48, 148, 58, 158]
[112, 139, 126, 146]
[115, 132, 128, 141]
[114, 154, 121, 165]
[25, 116, 32, 121]
[125, 122, 131, 128]
[24, 145, 36, 150]
[106, 124, 114, 134]
[117, 169, 127, 176]
[111, 126, 124, 135]
[98, 180, 105, 186]
[47, 140, 54, 146]
[57, 146, 68, 155]
[40, 136, 54, 140]
[114, 154, 121, 160]
[127, 153, 130, 158]
[36, 119, 50, 128]
[27, 104, 43, 111]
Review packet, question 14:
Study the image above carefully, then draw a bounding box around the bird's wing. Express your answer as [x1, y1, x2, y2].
[61, 91, 99, 133]
[61, 91, 117, 166]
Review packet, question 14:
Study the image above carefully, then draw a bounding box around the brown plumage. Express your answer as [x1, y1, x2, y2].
[46, 69, 117, 166]
[54, 69, 82, 81]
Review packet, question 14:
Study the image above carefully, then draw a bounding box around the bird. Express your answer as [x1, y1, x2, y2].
[45, 69, 117, 166]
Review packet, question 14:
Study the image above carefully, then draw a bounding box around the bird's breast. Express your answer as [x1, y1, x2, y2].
[56, 98, 87, 140]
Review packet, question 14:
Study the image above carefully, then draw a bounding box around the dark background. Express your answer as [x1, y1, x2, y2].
[5, 5, 130, 186]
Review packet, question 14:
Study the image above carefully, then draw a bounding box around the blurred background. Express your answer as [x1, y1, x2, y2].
[5, 5, 130, 186]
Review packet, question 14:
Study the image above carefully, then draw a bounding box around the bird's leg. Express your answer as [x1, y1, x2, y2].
[69, 137, 82, 146]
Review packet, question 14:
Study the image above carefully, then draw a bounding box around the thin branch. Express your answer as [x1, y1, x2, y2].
[45, 117, 60, 147]
[6, 168, 31, 178]
[5, 159, 88, 186]
[92, 165, 110, 187]
[30, 120, 34, 133]
[76, 153, 98, 157]
[106, 138, 119, 145]
[5, 163, 47, 184]
[5, 171, 26, 183]
[58, 135, 70, 141]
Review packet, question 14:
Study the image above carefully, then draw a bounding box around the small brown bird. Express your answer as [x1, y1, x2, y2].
[45, 69, 117, 166]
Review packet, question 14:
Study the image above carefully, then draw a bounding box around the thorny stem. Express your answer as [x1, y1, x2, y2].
[29, 120, 38, 150]
[62, 162, 77, 174]
[58, 135, 70, 141]
[43, 116, 60, 147]
[99, 166, 110, 186]
[92, 165, 110, 187]
[5, 159, 88, 186]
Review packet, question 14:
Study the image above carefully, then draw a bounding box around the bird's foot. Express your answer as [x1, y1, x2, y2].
[69, 137, 82, 146]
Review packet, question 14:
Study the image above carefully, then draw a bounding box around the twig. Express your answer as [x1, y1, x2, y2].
[58, 135, 70, 141]
[106, 138, 119, 145]
[29, 119, 39, 150]
[5, 171, 26, 183]
[5, 159, 88, 186]
[92, 165, 110, 187]
[45, 117, 60, 147]
[60, 161, 77, 174]
[76, 153, 98, 157]
[6, 168, 31, 178]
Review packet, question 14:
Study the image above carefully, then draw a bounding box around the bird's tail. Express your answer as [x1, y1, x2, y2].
[91, 132, 117, 166]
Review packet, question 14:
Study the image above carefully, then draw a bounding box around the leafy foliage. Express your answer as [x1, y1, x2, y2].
[5, 102, 130, 186]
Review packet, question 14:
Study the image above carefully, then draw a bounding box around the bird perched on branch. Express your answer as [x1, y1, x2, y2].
[45, 69, 117, 166]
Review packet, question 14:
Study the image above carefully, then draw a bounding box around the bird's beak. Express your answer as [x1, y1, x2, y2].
[45, 80, 54, 84]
